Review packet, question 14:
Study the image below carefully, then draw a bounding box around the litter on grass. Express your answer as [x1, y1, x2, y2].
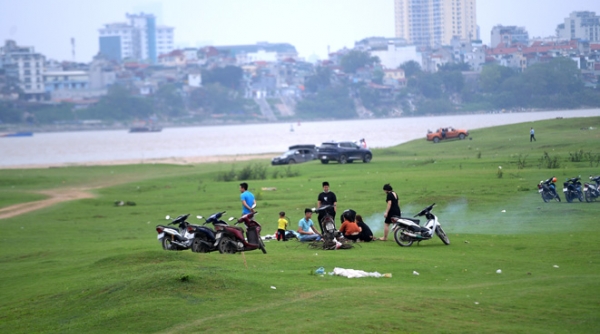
[331, 267, 391, 278]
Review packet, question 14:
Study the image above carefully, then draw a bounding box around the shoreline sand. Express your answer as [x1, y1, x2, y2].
[1, 153, 278, 170]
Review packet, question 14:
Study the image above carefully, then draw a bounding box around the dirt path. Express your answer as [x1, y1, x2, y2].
[0, 188, 96, 220]
[0, 153, 274, 219]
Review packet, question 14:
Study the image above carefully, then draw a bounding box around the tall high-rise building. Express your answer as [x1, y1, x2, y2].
[98, 13, 174, 63]
[394, 0, 477, 47]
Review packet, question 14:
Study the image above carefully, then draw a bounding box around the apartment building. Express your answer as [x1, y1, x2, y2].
[98, 13, 174, 63]
[557, 11, 600, 43]
[394, 0, 477, 47]
[0, 40, 46, 99]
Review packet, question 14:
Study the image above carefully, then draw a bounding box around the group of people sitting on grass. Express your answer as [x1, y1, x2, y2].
[281, 207, 375, 243]
[273, 181, 402, 243]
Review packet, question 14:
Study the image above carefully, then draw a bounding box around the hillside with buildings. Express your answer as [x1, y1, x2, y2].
[1, 4, 600, 129]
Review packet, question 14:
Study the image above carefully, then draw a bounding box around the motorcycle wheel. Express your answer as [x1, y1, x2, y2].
[578, 191, 584, 202]
[436, 226, 450, 245]
[541, 192, 550, 203]
[161, 237, 178, 251]
[565, 192, 573, 203]
[393, 229, 413, 247]
[259, 239, 267, 254]
[192, 234, 210, 253]
[585, 190, 591, 202]
[218, 236, 237, 254]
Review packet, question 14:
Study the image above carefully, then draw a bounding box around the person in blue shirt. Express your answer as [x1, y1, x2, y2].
[239, 182, 256, 215]
[297, 208, 322, 242]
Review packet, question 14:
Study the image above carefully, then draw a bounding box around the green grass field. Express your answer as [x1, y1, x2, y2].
[1, 116, 599, 333]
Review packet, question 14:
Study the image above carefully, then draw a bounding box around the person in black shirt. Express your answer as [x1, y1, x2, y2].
[317, 181, 337, 234]
[381, 183, 401, 241]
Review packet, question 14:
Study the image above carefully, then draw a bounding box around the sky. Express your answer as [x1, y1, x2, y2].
[1, 0, 599, 63]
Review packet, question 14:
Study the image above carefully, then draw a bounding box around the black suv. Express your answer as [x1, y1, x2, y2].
[271, 144, 318, 165]
[318, 141, 372, 164]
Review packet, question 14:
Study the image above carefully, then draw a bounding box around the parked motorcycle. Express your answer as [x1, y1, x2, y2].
[314, 205, 339, 242]
[191, 211, 228, 253]
[563, 176, 583, 203]
[538, 177, 561, 202]
[584, 175, 600, 202]
[391, 203, 450, 247]
[156, 214, 197, 251]
[218, 211, 267, 254]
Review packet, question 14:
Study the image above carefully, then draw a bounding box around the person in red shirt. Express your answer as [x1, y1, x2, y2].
[339, 209, 361, 242]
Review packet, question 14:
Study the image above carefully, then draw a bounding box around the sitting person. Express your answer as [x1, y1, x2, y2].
[339, 209, 361, 242]
[356, 214, 375, 242]
[297, 208, 322, 242]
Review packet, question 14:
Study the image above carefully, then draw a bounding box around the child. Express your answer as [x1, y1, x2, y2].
[277, 211, 288, 241]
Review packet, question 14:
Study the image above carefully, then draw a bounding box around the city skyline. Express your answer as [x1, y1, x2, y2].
[1, 0, 599, 63]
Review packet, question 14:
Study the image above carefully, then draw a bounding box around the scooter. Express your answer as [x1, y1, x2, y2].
[391, 203, 450, 247]
[538, 177, 561, 203]
[563, 176, 583, 203]
[584, 175, 600, 202]
[191, 211, 228, 253]
[218, 211, 267, 254]
[155, 214, 196, 251]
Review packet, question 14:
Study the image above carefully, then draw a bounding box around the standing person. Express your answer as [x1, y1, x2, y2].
[360, 138, 368, 149]
[530, 127, 536, 142]
[317, 181, 337, 233]
[297, 208, 322, 242]
[276, 211, 288, 241]
[356, 214, 375, 242]
[239, 182, 256, 215]
[339, 209, 361, 242]
[380, 183, 401, 241]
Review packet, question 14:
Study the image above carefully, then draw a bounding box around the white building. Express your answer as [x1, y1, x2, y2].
[98, 13, 174, 63]
[0, 40, 45, 99]
[369, 42, 422, 70]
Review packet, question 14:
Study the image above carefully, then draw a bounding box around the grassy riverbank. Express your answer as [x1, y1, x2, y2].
[0, 117, 599, 333]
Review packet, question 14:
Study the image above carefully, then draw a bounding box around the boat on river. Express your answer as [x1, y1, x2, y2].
[1, 131, 33, 137]
[129, 126, 162, 133]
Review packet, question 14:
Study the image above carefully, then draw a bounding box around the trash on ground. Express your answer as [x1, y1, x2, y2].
[270, 286, 276, 289]
[553, 265, 559, 268]
[331, 267, 390, 278]
[413, 271, 420, 276]
[496, 269, 502, 274]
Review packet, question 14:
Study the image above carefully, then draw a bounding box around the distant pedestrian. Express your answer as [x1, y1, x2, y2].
[277, 211, 288, 241]
[530, 127, 536, 142]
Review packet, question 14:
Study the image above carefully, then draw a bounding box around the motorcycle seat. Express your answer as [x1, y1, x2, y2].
[401, 217, 420, 224]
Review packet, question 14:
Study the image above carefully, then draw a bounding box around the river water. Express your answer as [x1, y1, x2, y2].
[1, 109, 599, 168]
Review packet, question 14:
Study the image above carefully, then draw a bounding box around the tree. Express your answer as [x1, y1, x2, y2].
[304, 66, 332, 93]
[340, 50, 379, 74]
[479, 63, 515, 93]
[436, 70, 464, 94]
[154, 83, 185, 117]
[202, 66, 244, 90]
[188, 83, 245, 115]
[82, 85, 155, 120]
[409, 72, 443, 99]
[400, 60, 422, 78]
[296, 86, 356, 119]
